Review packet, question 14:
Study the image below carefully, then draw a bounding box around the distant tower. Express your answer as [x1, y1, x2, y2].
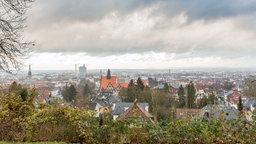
[78, 64, 87, 79]
[28, 64, 32, 78]
[75, 64, 77, 73]
[107, 69, 111, 79]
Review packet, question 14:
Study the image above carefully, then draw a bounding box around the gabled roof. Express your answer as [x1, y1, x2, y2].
[117, 102, 153, 122]
[226, 91, 247, 105]
[100, 76, 117, 90]
[88, 103, 102, 110]
[200, 104, 238, 119]
[113, 102, 148, 115]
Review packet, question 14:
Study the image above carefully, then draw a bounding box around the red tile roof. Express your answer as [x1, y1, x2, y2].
[100, 76, 117, 89]
[226, 91, 247, 105]
[119, 82, 129, 88]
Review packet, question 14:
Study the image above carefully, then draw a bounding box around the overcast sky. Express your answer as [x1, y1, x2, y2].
[24, 0, 256, 70]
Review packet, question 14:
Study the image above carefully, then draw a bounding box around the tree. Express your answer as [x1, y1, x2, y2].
[8, 81, 28, 101]
[237, 96, 243, 112]
[62, 84, 77, 102]
[82, 80, 95, 97]
[178, 85, 185, 108]
[152, 90, 175, 121]
[199, 95, 208, 108]
[187, 81, 196, 108]
[163, 83, 169, 93]
[244, 78, 256, 97]
[208, 93, 217, 105]
[0, 0, 34, 73]
[137, 77, 145, 90]
[83, 83, 91, 96]
[20, 88, 28, 101]
[124, 79, 136, 102]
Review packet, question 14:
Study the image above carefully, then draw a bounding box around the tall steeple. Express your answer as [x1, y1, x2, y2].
[107, 69, 111, 79]
[28, 64, 32, 78]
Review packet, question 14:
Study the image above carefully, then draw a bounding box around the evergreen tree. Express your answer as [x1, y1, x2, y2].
[128, 79, 135, 87]
[187, 81, 196, 108]
[237, 96, 243, 112]
[83, 83, 91, 96]
[208, 93, 216, 105]
[199, 95, 208, 108]
[8, 81, 28, 101]
[20, 88, 28, 101]
[178, 85, 186, 108]
[62, 84, 77, 102]
[137, 77, 145, 90]
[164, 83, 169, 93]
[123, 80, 136, 102]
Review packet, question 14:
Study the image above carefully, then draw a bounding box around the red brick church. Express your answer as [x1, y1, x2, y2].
[100, 69, 128, 92]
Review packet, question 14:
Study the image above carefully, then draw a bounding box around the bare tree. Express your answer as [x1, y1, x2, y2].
[0, 0, 33, 73]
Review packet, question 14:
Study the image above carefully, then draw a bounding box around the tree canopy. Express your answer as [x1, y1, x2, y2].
[187, 81, 196, 108]
[62, 84, 77, 102]
[137, 77, 145, 90]
[178, 85, 185, 108]
[237, 96, 243, 112]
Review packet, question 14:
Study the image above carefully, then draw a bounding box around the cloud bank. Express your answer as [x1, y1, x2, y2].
[24, 0, 256, 69]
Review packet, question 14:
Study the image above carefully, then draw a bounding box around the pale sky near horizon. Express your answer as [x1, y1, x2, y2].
[24, 0, 256, 70]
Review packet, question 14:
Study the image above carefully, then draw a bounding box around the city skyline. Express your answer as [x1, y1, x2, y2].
[24, 0, 256, 70]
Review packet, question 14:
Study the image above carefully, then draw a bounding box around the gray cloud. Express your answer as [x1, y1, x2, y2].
[29, 0, 155, 25]
[158, 0, 256, 20]
[30, 0, 256, 24]
[25, 0, 256, 60]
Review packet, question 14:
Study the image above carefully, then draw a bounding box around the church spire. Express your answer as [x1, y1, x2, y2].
[107, 69, 111, 79]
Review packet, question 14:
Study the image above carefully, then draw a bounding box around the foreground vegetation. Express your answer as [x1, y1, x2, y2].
[0, 87, 256, 143]
[0, 142, 64, 144]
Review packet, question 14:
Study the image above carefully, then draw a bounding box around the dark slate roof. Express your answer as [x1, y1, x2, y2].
[113, 102, 148, 115]
[45, 97, 54, 103]
[200, 104, 238, 119]
[217, 93, 225, 98]
[243, 97, 256, 108]
[171, 84, 180, 89]
[88, 103, 98, 110]
[93, 94, 121, 107]
[154, 84, 164, 89]
[108, 95, 121, 104]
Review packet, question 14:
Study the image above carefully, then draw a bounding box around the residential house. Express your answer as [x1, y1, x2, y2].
[112, 102, 149, 121]
[226, 91, 247, 108]
[116, 102, 154, 123]
[169, 84, 179, 96]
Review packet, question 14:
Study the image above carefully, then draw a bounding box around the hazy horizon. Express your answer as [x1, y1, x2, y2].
[21, 67, 256, 73]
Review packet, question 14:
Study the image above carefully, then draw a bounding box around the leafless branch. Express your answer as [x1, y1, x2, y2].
[0, 0, 34, 74]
